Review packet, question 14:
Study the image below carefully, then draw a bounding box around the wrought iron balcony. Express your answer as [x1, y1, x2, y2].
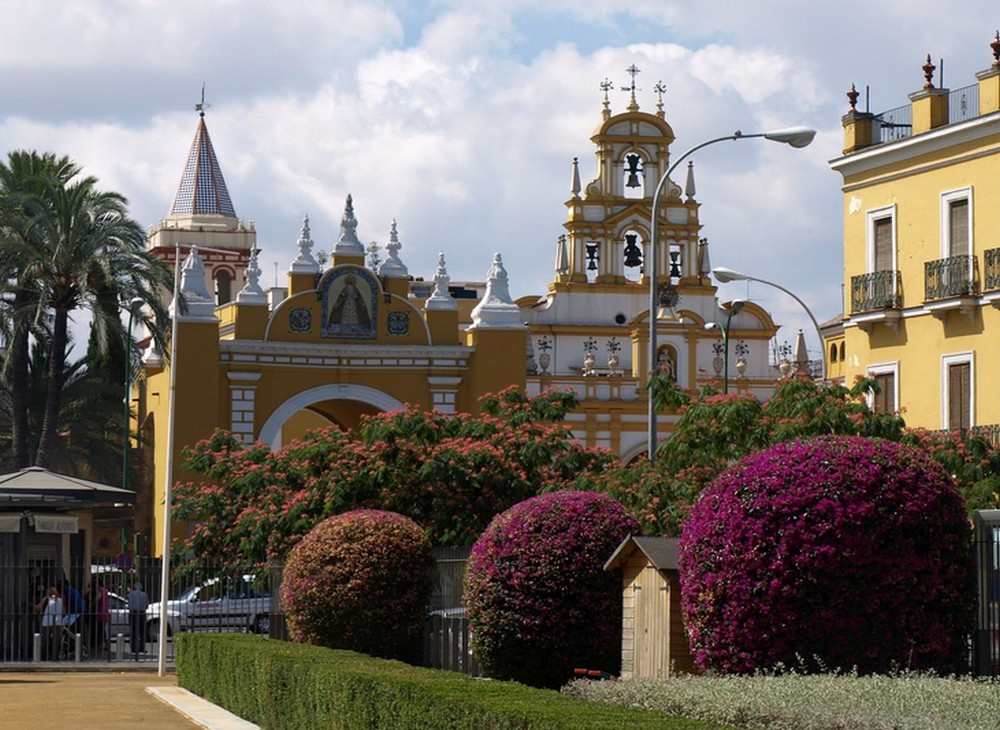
[924, 255, 979, 301]
[850, 270, 901, 313]
[984, 248, 1000, 292]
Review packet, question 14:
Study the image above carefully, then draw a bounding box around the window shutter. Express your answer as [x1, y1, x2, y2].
[949, 199, 969, 257]
[873, 372, 895, 414]
[873, 218, 892, 271]
[948, 362, 971, 431]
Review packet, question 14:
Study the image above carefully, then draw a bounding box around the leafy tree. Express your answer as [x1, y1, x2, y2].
[175, 387, 621, 565]
[0, 150, 171, 470]
[0, 151, 78, 470]
[281, 509, 433, 663]
[579, 375, 997, 535]
[0, 340, 124, 481]
[463, 491, 639, 688]
[679, 435, 975, 675]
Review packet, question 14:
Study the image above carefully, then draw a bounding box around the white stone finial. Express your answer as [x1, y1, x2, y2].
[237, 250, 268, 304]
[425, 251, 457, 310]
[172, 247, 218, 321]
[684, 160, 696, 199]
[378, 219, 409, 278]
[571, 157, 581, 198]
[470, 253, 524, 329]
[555, 235, 569, 276]
[332, 194, 365, 255]
[290, 215, 319, 274]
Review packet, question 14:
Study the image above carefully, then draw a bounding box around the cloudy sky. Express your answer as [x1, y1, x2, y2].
[3, 1, 999, 359]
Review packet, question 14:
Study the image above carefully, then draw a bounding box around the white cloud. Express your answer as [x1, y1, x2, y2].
[4, 0, 1000, 350]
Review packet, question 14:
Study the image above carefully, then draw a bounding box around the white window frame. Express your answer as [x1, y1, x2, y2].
[866, 362, 899, 414]
[866, 205, 896, 273]
[940, 187, 973, 259]
[941, 351, 975, 430]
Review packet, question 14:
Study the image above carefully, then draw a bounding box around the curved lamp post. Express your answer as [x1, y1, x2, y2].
[712, 266, 826, 379]
[122, 298, 145, 490]
[647, 126, 815, 461]
[704, 299, 746, 393]
[122, 297, 145, 555]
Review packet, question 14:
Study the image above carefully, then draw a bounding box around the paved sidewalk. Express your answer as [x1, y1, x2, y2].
[1, 666, 259, 729]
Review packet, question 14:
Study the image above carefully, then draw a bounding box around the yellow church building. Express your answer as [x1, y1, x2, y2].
[828, 33, 1000, 434]
[135, 71, 792, 551]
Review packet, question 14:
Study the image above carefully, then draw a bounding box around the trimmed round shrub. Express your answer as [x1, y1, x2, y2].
[464, 490, 640, 688]
[280, 509, 433, 662]
[679, 435, 974, 675]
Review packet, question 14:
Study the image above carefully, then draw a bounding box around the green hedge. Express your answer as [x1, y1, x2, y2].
[175, 634, 731, 729]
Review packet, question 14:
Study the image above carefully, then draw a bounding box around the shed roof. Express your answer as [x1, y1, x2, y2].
[604, 535, 679, 572]
[0, 467, 135, 506]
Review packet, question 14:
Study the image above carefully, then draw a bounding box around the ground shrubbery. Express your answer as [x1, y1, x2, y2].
[280, 509, 433, 662]
[678, 435, 975, 675]
[464, 490, 640, 689]
[564, 670, 1000, 730]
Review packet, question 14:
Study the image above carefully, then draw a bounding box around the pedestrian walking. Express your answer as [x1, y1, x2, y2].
[127, 582, 149, 657]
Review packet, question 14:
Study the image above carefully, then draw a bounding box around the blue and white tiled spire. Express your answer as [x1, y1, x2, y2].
[170, 111, 236, 218]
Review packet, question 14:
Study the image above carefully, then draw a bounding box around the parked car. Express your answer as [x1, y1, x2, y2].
[108, 591, 131, 637]
[146, 575, 271, 638]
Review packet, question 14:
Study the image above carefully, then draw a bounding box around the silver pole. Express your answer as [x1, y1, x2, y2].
[158, 245, 181, 676]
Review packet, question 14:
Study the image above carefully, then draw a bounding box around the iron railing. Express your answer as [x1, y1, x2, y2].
[984, 248, 1000, 291]
[851, 270, 902, 313]
[974, 510, 1000, 677]
[875, 83, 979, 144]
[0, 557, 269, 664]
[950, 83, 980, 125]
[876, 103, 912, 143]
[925, 254, 979, 301]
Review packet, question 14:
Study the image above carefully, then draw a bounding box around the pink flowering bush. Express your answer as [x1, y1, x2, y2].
[679, 435, 975, 675]
[176, 387, 620, 565]
[464, 491, 640, 688]
[280, 509, 433, 663]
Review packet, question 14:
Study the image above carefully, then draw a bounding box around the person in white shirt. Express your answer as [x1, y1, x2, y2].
[36, 586, 63, 661]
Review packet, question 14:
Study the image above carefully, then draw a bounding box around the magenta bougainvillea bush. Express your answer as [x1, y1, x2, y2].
[678, 435, 975, 675]
[463, 490, 640, 688]
[280, 509, 433, 662]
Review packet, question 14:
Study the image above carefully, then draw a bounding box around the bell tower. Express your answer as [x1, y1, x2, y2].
[147, 89, 256, 308]
[556, 68, 709, 292]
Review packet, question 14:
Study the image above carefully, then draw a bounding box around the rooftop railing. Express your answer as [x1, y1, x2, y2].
[876, 82, 979, 144]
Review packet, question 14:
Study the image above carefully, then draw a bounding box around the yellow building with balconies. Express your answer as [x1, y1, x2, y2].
[830, 34, 1000, 431]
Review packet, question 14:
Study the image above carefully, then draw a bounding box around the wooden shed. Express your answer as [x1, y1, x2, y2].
[604, 535, 693, 678]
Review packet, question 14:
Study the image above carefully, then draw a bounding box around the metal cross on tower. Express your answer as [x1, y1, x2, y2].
[195, 83, 211, 117]
[621, 64, 640, 94]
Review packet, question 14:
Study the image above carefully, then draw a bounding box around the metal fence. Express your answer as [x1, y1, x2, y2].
[973, 510, 1000, 676]
[0, 556, 270, 664]
[5, 532, 996, 677]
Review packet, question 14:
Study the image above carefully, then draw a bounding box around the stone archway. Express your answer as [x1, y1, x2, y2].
[258, 384, 405, 449]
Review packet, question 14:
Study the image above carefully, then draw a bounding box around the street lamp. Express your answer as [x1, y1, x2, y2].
[122, 298, 145, 488]
[705, 299, 746, 393]
[647, 126, 815, 460]
[122, 297, 144, 555]
[711, 266, 826, 378]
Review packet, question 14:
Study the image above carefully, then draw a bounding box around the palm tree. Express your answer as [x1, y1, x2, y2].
[0, 151, 78, 470]
[0, 151, 172, 471]
[23, 173, 172, 468]
[0, 340, 125, 480]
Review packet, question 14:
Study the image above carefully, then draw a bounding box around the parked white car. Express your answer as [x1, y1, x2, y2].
[146, 575, 271, 638]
